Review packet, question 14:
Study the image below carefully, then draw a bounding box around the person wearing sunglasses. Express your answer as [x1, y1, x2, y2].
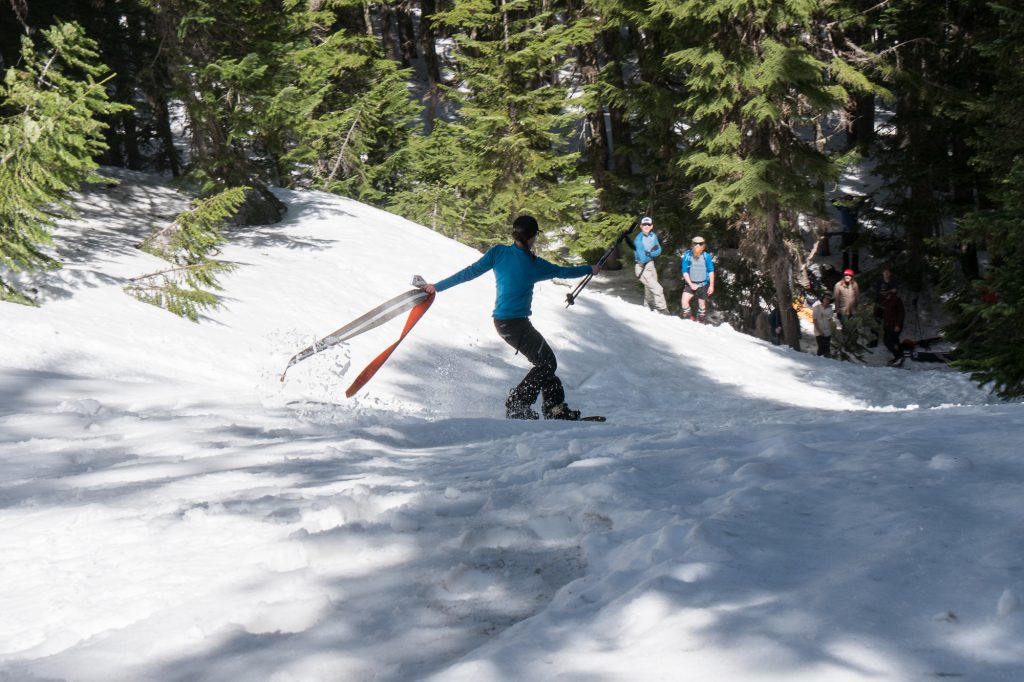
[680, 236, 715, 323]
[633, 216, 670, 314]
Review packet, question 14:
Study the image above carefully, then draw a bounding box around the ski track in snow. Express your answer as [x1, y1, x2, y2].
[1, 171, 1022, 682]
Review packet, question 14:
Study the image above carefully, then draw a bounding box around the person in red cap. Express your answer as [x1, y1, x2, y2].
[832, 268, 860, 325]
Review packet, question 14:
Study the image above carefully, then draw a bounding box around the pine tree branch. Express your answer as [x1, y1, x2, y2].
[327, 108, 363, 182]
[137, 216, 184, 252]
[127, 261, 217, 283]
[1, 74, 116, 167]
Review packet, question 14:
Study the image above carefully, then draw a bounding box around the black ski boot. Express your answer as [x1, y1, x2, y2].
[506, 397, 539, 420]
[544, 403, 581, 420]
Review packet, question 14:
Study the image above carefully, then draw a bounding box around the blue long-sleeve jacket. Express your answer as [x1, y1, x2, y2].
[434, 244, 592, 319]
[633, 232, 662, 265]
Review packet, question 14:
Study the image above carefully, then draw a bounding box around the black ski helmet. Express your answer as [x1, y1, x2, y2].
[512, 215, 539, 243]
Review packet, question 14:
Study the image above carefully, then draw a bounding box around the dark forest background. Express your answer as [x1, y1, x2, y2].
[2, 0, 1023, 397]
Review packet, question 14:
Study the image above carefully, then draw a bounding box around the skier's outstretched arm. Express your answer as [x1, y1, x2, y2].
[422, 248, 499, 295]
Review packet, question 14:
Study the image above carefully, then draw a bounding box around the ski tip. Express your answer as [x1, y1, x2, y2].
[581, 415, 606, 422]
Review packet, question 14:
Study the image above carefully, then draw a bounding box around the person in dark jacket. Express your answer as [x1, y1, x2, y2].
[422, 215, 600, 420]
[880, 288, 906, 366]
[875, 266, 898, 303]
[871, 265, 898, 347]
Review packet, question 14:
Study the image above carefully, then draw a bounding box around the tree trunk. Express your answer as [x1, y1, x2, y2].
[764, 209, 800, 350]
[418, 0, 443, 132]
[897, 78, 948, 290]
[573, 21, 611, 196]
[906, 179, 933, 289]
[397, 1, 417, 66]
[419, 0, 442, 85]
[153, 95, 181, 177]
[362, 2, 373, 36]
[847, 93, 875, 151]
[602, 28, 632, 177]
[378, 1, 400, 62]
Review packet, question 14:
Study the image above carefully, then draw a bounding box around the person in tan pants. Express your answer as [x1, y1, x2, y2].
[633, 216, 669, 314]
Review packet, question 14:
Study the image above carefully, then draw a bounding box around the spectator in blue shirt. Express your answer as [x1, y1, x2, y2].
[680, 236, 715, 323]
[633, 216, 669, 314]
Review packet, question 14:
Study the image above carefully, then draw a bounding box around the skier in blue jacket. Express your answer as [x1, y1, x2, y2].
[680, 235, 715, 323]
[423, 215, 600, 420]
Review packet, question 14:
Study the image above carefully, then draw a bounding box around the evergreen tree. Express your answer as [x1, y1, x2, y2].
[148, 0, 422, 219]
[90, 0, 182, 174]
[386, 122, 479, 240]
[870, 0, 992, 290]
[581, 0, 711, 282]
[150, 0, 297, 224]
[0, 0, 184, 175]
[282, 15, 422, 204]
[126, 186, 245, 320]
[399, 0, 600, 249]
[588, 0, 696, 226]
[943, 1, 1024, 399]
[944, 163, 1024, 399]
[660, 0, 878, 349]
[0, 21, 129, 304]
[831, 297, 876, 363]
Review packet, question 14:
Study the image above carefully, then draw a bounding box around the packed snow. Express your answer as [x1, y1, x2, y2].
[1, 171, 1022, 681]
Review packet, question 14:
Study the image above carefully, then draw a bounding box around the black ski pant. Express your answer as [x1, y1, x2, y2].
[494, 317, 566, 414]
[816, 334, 831, 357]
[883, 328, 902, 362]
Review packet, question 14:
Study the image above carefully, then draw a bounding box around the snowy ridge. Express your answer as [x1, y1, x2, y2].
[1, 174, 1022, 681]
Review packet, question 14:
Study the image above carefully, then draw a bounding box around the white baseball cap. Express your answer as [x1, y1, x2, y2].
[640, 216, 653, 225]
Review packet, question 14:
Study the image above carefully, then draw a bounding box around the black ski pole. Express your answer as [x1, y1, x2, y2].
[566, 220, 639, 307]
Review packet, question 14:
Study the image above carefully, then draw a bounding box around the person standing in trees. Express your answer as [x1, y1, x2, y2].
[633, 216, 669, 314]
[421, 215, 601, 420]
[871, 265, 898, 347]
[813, 292, 835, 357]
[680, 236, 715, 323]
[875, 265, 898, 302]
[832, 268, 860, 326]
[881, 288, 906, 367]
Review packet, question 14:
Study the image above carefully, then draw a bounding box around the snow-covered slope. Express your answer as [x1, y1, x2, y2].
[1, 173, 1022, 681]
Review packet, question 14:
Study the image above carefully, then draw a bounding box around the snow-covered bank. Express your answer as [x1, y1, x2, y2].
[1, 174, 1021, 681]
